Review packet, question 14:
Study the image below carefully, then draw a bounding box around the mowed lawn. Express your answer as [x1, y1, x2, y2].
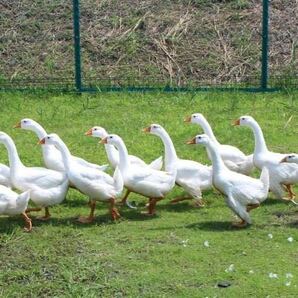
[0, 91, 297, 297]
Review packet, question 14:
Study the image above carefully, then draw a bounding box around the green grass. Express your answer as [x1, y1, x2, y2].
[0, 91, 297, 297]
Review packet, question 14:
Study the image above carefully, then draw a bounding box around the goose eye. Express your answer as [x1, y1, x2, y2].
[198, 136, 201, 139]
[47, 137, 50, 139]
[242, 118, 245, 121]
[110, 136, 113, 139]
[153, 125, 157, 129]
[94, 128, 97, 131]
[23, 120, 27, 123]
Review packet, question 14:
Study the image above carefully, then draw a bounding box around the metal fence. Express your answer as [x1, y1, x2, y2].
[0, 0, 297, 92]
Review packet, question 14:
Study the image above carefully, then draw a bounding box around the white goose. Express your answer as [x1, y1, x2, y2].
[186, 113, 254, 175]
[187, 134, 269, 227]
[0, 132, 69, 220]
[85, 126, 163, 206]
[85, 126, 163, 170]
[235, 116, 298, 203]
[0, 163, 11, 188]
[101, 134, 176, 216]
[0, 186, 31, 231]
[40, 134, 123, 222]
[143, 124, 212, 207]
[15, 119, 108, 172]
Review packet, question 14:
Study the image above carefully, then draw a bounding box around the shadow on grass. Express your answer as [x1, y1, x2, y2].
[286, 221, 298, 228]
[263, 198, 287, 206]
[185, 220, 250, 232]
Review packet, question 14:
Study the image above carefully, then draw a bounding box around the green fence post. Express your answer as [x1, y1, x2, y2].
[72, 0, 82, 92]
[261, 0, 269, 91]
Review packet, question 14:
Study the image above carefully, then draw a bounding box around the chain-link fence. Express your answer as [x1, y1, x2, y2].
[0, 0, 297, 92]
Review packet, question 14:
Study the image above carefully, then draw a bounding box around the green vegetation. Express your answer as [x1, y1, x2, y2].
[1, 0, 297, 87]
[0, 92, 297, 297]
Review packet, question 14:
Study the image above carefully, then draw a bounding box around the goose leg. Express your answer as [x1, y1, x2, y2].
[37, 207, 51, 221]
[146, 198, 162, 216]
[246, 203, 260, 212]
[78, 200, 96, 223]
[232, 219, 247, 228]
[282, 184, 298, 205]
[119, 189, 131, 205]
[170, 195, 192, 204]
[22, 212, 32, 232]
[110, 198, 121, 220]
[25, 207, 42, 213]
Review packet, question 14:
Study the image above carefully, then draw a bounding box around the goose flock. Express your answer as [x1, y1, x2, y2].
[0, 115, 297, 232]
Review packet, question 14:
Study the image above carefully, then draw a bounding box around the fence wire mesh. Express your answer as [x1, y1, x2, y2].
[0, 0, 297, 91]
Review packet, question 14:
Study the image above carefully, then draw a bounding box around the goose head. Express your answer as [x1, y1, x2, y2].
[233, 115, 255, 127]
[186, 134, 210, 146]
[280, 154, 298, 164]
[100, 134, 121, 146]
[85, 126, 108, 139]
[184, 113, 205, 125]
[14, 118, 37, 130]
[143, 124, 164, 136]
[38, 133, 60, 146]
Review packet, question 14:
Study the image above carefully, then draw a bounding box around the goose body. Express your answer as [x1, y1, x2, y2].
[102, 134, 176, 215]
[0, 163, 11, 188]
[188, 134, 269, 227]
[41, 134, 123, 222]
[16, 119, 108, 172]
[0, 132, 69, 219]
[144, 124, 212, 206]
[187, 113, 254, 175]
[85, 126, 163, 170]
[0, 186, 32, 231]
[235, 116, 298, 201]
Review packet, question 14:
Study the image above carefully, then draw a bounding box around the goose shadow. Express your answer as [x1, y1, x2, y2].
[263, 198, 288, 206]
[286, 221, 298, 228]
[185, 220, 251, 232]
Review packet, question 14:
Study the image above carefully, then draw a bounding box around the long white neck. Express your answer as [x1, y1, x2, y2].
[29, 123, 48, 140]
[28, 123, 57, 156]
[197, 118, 219, 145]
[100, 132, 119, 166]
[113, 139, 130, 173]
[205, 140, 227, 173]
[249, 120, 268, 154]
[156, 128, 178, 171]
[52, 139, 73, 172]
[2, 137, 24, 172]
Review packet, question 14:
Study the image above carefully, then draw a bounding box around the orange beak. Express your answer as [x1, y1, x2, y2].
[13, 122, 21, 128]
[143, 126, 151, 133]
[100, 137, 108, 144]
[38, 138, 45, 145]
[232, 119, 240, 126]
[85, 128, 92, 136]
[186, 137, 196, 145]
[280, 157, 287, 163]
[184, 116, 191, 123]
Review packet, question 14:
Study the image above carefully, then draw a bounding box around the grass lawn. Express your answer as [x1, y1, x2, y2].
[0, 91, 297, 297]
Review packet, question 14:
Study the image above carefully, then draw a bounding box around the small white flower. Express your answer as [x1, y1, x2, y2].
[286, 273, 293, 279]
[287, 237, 294, 243]
[204, 240, 209, 247]
[225, 264, 235, 273]
[181, 239, 189, 247]
[285, 281, 291, 287]
[249, 270, 254, 274]
[269, 272, 278, 279]
[268, 233, 273, 239]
